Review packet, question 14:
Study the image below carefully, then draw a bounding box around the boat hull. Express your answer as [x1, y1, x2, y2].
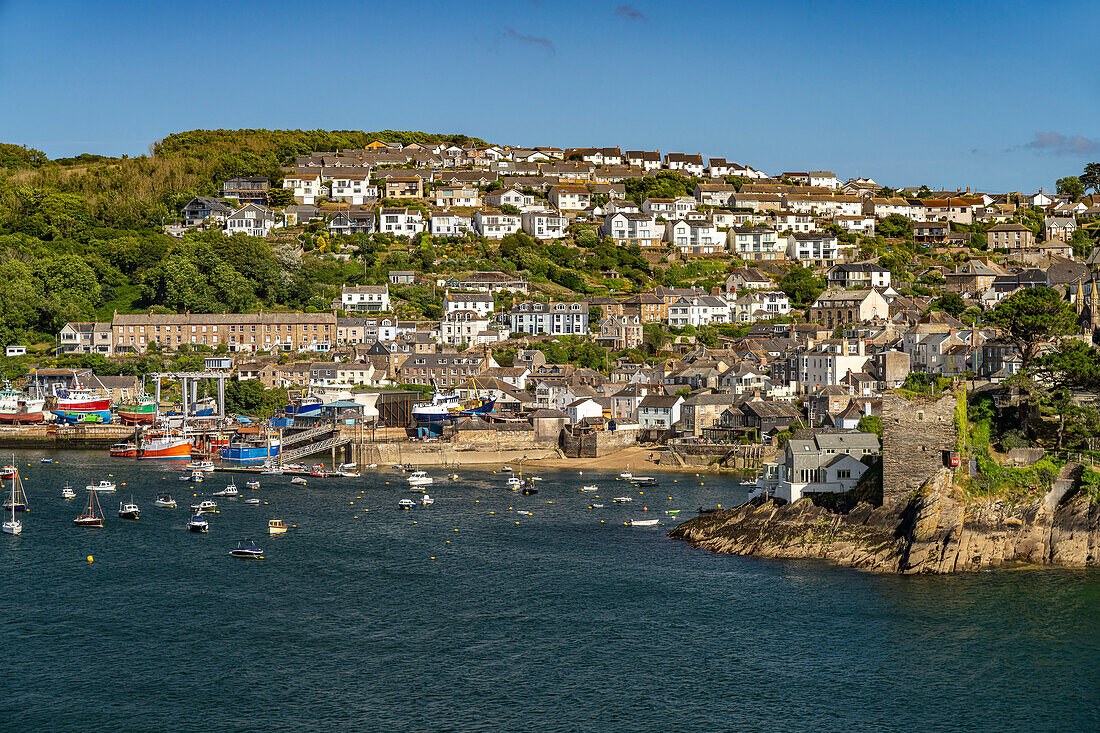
[139, 434, 192, 460]
[221, 442, 281, 463]
[53, 409, 111, 425]
[73, 517, 103, 527]
[0, 410, 45, 424]
[109, 444, 139, 458]
[118, 409, 157, 425]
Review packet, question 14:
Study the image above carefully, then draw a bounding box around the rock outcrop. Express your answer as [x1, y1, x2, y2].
[669, 469, 1100, 573]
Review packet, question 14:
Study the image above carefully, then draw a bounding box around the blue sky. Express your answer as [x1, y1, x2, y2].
[1, 0, 1098, 191]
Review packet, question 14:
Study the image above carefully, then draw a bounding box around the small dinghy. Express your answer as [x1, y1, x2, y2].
[291, 476, 307, 485]
[230, 539, 263, 559]
[243, 497, 260, 505]
[581, 485, 598, 492]
[612, 496, 633, 503]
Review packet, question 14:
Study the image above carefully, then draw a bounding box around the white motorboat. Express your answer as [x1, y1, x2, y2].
[501, 466, 513, 472]
[246, 480, 260, 490]
[528, 476, 543, 481]
[291, 476, 307, 485]
[261, 466, 284, 475]
[61, 485, 76, 500]
[87, 480, 116, 492]
[118, 498, 140, 520]
[190, 499, 217, 513]
[186, 460, 215, 472]
[397, 498, 416, 510]
[627, 518, 661, 527]
[589, 503, 604, 508]
[581, 485, 598, 492]
[612, 496, 633, 503]
[364, 463, 378, 469]
[506, 476, 523, 490]
[516, 510, 532, 516]
[153, 492, 176, 508]
[244, 497, 260, 505]
[620, 472, 633, 479]
[213, 484, 238, 498]
[230, 539, 264, 559]
[420, 494, 435, 505]
[187, 514, 208, 533]
[407, 470, 433, 486]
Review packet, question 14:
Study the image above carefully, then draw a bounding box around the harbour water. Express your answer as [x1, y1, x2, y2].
[2, 450, 1098, 731]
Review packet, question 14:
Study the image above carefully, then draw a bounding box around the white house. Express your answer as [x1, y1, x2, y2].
[549, 184, 591, 211]
[474, 210, 522, 239]
[283, 173, 323, 204]
[637, 394, 683, 430]
[509, 301, 589, 335]
[340, 284, 390, 313]
[378, 207, 425, 236]
[668, 219, 724, 256]
[329, 174, 377, 205]
[429, 211, 474, 237]
[601, 212, 663, 247]
[786, 232, 851, 267]
[729, 226, 785, 261]
[438, 310, 492, 346]
[521, 210, 567, 240]
[484, 187, 535, 210]
[566, 397, 604, 425]
[625, 150, 662, 171]
[665, 153, 704, 176]
[225, 204, 278, 237]
[444, 290, 494, 318]
[433, 185, 481, 209]
[807, 171, 841, 189]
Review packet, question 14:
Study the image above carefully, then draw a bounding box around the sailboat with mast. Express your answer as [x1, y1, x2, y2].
[2, 458, 28, 513]
[2, 461, 22, 535]
[74, 487, 105, 527]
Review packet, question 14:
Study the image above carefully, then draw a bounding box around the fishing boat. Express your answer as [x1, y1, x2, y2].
[2, 463, 28, 512]
[139, 428, 192, 461]
[0, 387, 47, 424]
[190, 499, 217, 513]
[627, 518, 661, 527]
[230, 539, 264, 558]
[411, 389, 495, 427]
[612, 496, 633, 503]
[268, 519, 287, 534]
[506, 476, 523, 490]
[52, 384, 112, 424]
[187, 514, 208, 532]
[153, 492, 176, 508]
[3, 466, 23, 535]
[118, 497, 140, 519]
[291, 476, 307, 485]
[244, 497, 260, 505]
[186, 460, 215, 472]
[631, 477, 659, 487]
[420, 494, 435, 505]
[61, 485, 76, 499]
[283, 391, 324, 419]
[187, 470, 205, 483]
[108, 442, 138, 457]
[221, 431, 281, 463]
[581, 485, 598, 492]
[1, 465, 17, 479]
[87, 479, 116, 493]
[397, 498, 416, 510]
[246, 480, 260, 490]
[213, 483, 238, 498]
[407, 470, 433, 487]
[74, 489, 104, 527]
[117, 396, 157, 425]
[521, 482, 539, 495]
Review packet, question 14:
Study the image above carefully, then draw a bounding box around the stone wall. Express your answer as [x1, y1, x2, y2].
[882, 393, 958, 506]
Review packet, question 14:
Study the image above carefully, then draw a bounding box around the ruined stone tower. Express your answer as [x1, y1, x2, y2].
[882, 392, 959, 506]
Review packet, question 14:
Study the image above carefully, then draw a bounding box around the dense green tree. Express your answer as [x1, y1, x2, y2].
[877, 213, 913, 239]
[930, 292, 966, 318]
[779, 266, 826, 306]
[1056, 175, 1085, 200]
[1081, 162, 1100, 194]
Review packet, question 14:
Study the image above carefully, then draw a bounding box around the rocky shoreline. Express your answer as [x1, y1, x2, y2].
[668, 470, 1100, 573]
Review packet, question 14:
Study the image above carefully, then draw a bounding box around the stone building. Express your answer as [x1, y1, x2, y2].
[882, 392, 958, 506]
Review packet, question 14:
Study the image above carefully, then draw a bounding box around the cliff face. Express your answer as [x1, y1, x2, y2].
[669, 470, 1100, 573]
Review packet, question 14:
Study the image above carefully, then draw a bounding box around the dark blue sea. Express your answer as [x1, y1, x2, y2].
[1, 450, 1097, 732]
